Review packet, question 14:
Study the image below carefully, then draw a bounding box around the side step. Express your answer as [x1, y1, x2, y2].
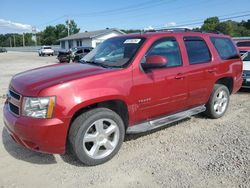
[126, 105, 206, 134]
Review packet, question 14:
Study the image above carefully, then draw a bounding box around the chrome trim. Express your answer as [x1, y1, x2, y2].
[127, 105, 206, 134]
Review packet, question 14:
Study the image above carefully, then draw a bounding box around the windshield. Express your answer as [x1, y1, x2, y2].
[44, 47, 51, 49]
[81, 37, 145, 68]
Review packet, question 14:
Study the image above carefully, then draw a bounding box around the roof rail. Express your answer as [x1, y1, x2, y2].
[144, 28, 191, 33]
[192, 29, 224, 34]
[143, 28, 224, 35]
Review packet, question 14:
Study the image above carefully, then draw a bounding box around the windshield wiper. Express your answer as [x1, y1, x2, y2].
[80, 60, 110, 68]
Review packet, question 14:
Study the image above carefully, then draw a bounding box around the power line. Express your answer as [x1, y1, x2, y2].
[71, 0, 168, 17]
[176, 10, 250, 25]
[35, 1, 172, 30]
[37, 15, 67, 27]
[153, 13, 250, 29]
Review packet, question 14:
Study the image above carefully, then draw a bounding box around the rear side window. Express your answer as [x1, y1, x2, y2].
[237, 41, 250, 47]
[184, 37, 211, 65]
[211, 37, 239, 60]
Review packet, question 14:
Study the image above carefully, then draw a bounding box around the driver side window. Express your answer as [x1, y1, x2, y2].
[145, 37, 182, 67]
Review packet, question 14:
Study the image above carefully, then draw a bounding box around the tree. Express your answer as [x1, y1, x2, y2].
[55, 24, 68, 39]
[66, 20, 80, 35]
[201, 17, 220, 31]
[40, 26, 57, 45]
[242, 19, 250, 30]
[215, 21, 233, 35]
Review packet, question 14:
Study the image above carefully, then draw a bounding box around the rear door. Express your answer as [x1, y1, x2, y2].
[183, 36, 215, 107]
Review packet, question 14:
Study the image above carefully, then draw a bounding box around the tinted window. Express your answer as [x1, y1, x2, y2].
[184, 37, 211, 64]
[84, 49, 91, 53]
[237, 41, 250, 47]
[240, 50, 247, 56]
[44, 47, 51, 49]
[211, 37, 239, 60]
[146, 37, 182, 67]
[242, 51, 250, 61]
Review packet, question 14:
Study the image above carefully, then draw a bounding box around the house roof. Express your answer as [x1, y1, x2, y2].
[59, 28, 125, 41]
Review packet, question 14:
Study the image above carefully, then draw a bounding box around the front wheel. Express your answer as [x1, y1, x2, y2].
[69, 108, 125, 166]
[205, 84, 230, 119]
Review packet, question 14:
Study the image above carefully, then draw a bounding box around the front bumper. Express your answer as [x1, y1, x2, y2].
[3, 103, 69, 154]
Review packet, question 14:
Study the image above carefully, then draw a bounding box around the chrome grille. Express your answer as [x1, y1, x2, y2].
[7, 89, 21, 116]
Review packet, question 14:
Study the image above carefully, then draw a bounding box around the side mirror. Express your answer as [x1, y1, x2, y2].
[141, 55, 167, 70]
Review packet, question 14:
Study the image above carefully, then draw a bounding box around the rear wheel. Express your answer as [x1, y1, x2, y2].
[205, 84, 230, 119]
[69, 108, 125, 166]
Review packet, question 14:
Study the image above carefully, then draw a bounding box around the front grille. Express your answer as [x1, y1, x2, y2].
[243, 70, 250, 78]
[9, 103, 20, 115]
[7, 89, 21, 116]
[9, 90, 21, 100]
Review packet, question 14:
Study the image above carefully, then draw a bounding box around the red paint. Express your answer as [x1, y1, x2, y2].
[3, 31, 243, 154]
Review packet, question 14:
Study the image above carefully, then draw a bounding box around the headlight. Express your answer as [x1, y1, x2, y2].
[22, 96, 56, 118]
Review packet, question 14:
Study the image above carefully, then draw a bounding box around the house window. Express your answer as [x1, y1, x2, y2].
[61, 41, 65, 49]
[77, 40, 82, 47]
[68, 40, 73, 49]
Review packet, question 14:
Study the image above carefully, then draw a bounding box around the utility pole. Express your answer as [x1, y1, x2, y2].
[67, 17, 70, 36]
[32, 26, 37, 46]
[13, 34, 16, 47]
[22, 33, 25, 47]
[9, 37, 12, 47]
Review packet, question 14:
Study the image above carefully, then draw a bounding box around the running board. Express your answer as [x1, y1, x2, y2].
[126, 105, 206, 134]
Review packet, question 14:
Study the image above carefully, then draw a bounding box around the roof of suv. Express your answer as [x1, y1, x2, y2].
[122, 31, 229, 39]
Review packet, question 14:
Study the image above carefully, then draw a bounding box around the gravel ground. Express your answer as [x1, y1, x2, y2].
[0, 52, 250, 188]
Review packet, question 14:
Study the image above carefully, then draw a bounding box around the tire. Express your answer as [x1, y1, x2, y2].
[69, 108, 125, 166]
[205, 84, 230, 119]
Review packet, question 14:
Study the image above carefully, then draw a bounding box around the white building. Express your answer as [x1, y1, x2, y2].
[58, 28, 125, 49]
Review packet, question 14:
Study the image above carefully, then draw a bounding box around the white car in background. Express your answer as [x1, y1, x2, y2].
[241, 51, 250, 88]
[38, 46, 54, 56]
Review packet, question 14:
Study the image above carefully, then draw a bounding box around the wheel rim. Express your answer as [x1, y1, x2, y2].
[213, 90, 228, 115]
[83, 118, 120, 160]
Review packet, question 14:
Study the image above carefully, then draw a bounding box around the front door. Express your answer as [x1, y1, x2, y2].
[132, 37, 188, 123]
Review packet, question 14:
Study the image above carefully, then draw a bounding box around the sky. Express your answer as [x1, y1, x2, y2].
[0, 0, 250, 34]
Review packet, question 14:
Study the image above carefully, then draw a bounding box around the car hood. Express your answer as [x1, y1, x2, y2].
[11, 63, 113, 96]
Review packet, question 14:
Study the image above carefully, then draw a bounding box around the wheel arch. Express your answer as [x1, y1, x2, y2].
[215, 77, 233, 94]
[64, 99, 129, 151]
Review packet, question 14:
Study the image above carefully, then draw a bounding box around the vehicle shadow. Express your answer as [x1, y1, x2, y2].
[238, 88, 250, 93]
[60, 150, 88, 167]
[2, 127, 57, 164]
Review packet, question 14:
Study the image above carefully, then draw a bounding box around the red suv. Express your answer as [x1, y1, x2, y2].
[3, 30, 242, 165]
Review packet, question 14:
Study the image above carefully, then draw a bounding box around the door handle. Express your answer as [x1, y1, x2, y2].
[175, 73, 185, 80]
[207, 68, 217, 73]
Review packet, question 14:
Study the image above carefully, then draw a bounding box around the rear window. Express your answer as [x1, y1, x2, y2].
[184, 37, 211, 65]
[44, 47, 52, 49]
[236, 41, 250, 47]
[211, 37, 239, 60]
